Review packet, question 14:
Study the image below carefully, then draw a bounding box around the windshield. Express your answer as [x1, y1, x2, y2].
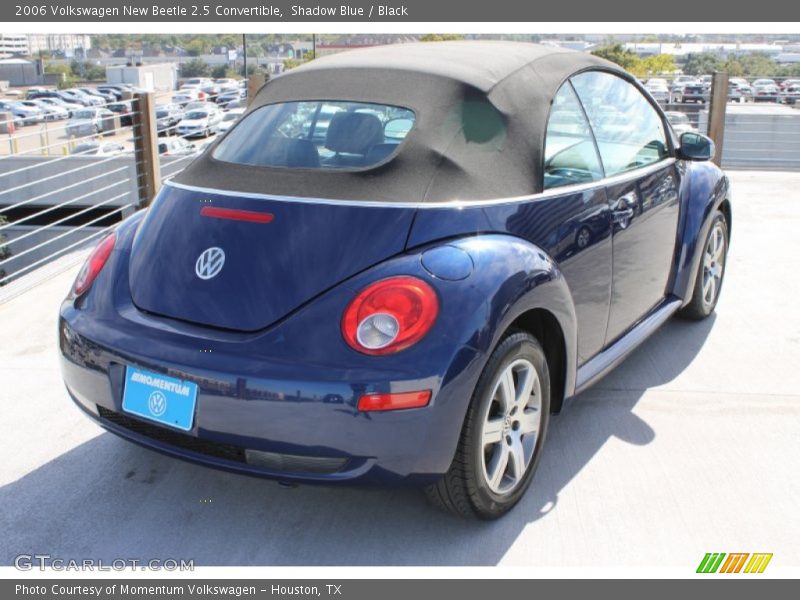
[185, 111, 209, 120]
[213, 100, 415, 170]
[73, 110, 95, 119]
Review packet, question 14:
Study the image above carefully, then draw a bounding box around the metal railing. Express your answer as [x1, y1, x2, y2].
[0, 73, 796, 292]
[0, 86, 246, 290]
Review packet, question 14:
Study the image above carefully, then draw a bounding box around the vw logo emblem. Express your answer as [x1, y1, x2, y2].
[195, 247, 225, 280]
[148, 391, 167, 417]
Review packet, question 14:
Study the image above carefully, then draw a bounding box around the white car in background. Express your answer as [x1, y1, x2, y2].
[175, 107, 223, 138]
[36, 97, 83, 116]
[66, 108, 115, 137]
[752, 79, 780, 102]
[664, 111, 697, 135]
[181, 77, 213, 88]
[158, 137, 196, 156]
[183, 101, 219, 112]
[171, 89, 201, 107]
[70, 141, 126, 156]
[0, 100, 45, 125]
[20, 99, 69, 121]
[214, 78, 241, 92]
[645, 78, 670, 103]
[215, 108, 245, 133]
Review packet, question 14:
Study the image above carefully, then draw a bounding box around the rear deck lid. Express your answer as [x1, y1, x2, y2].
[128, 183, 416, 331]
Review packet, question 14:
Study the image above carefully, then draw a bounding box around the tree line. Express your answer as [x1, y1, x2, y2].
[592, 43, 800, 78]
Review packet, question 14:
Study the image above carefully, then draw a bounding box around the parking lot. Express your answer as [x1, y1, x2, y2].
[0, 88, 235, 159]
[0, 169, 798, 568]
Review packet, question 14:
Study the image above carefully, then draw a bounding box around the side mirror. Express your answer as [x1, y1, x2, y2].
[678, 131, 715, 161]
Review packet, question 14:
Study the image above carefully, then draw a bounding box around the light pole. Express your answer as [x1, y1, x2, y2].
[242, 33, 247, 77]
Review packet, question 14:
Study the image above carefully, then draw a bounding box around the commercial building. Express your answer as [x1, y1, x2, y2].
[0, 34, 29, 58]
[106, 62, 177, 91]
[0, 58, 41, 85]
[26, 34, 92, 57]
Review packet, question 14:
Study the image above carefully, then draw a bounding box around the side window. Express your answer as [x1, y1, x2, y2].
[543, 83, 604, 190]
[570, 71, 669, 177]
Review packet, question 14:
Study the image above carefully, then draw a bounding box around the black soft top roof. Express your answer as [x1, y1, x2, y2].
[175, 41, 627, 203]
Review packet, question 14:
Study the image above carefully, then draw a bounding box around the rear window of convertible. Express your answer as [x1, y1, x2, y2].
[212, 100, 416, 170]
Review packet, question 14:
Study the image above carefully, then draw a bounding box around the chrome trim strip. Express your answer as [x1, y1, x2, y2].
[164, 158, 676, 210]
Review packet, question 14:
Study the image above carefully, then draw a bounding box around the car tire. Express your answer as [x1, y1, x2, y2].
[679, 210, 728, 320]
[425, 331, 550, 520]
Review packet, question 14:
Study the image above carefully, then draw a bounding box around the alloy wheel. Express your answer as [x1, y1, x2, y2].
[702, 221, 726, 309]
[479, 358, 542, 495]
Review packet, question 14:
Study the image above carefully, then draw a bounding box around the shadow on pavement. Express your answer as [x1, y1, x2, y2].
[0, 316, 715, 566]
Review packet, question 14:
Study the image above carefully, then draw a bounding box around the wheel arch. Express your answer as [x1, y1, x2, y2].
[507, 308, 568, 414]
[672, 164, 732, 304]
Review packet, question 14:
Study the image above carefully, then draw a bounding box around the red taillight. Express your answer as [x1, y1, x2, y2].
[357, 390, 432, 412]
[341, 276, 439, 355]
[73, 232, 116, 296]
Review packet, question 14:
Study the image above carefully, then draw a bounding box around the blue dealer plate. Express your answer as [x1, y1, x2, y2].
[122, 367, 198, 431]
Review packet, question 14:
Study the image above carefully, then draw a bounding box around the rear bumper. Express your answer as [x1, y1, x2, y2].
[59, 315, 478, 485]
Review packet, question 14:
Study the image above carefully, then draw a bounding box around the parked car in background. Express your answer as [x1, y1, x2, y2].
[214, 78, 240, 92]
[176, 107, 223, 138]
[183, 100, 219, 112]
[70, 141, 126, 156]
[781, 83, 800, 105]
[779, 78, 800, 91]
[182, 77, 213, 88]
[95, 86, 124, 100]
[729, 78, 753, 101]
[20, 99, 69, 121]
[664, 111, 697, 135]
[96, 84, 136, 99]
[172, 89, 201, 107]
[35, 96, 82, 117]
[107, 101, 134, 127]
[752, 79, 780, 102]
[215, 89, 246, 108]
[215, 107, 245, 133]
[77, 87, 116, 104]
[158, 137, 195, 156]
[727, 83, 747, 103]
[200, 82, 222, 98]
[0, 100, 44, 125]
[66, 108, 115, 137]
[222, 98, 244, 110]
[25, 89, 83, 107]
[62, 88, 103, 107]
[677, 80, 709, 103]
[671, 75, 696, 93]
[24, 86, 52, 97]
[645, 78, 670, 103]
[60, 43, 732, 520]
[155, 104, 184, 135]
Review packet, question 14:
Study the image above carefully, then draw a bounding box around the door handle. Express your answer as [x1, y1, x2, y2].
[612, 207, 634, 223]
[611, 192, 637, 228]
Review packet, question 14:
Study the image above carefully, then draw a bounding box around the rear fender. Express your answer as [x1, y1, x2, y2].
[403, 234, 578, 403]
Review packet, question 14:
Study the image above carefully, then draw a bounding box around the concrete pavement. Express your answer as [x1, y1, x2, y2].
[1, 170, 799, 567]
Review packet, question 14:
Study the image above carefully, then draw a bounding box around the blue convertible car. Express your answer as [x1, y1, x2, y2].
[60, 42, 730, 519]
